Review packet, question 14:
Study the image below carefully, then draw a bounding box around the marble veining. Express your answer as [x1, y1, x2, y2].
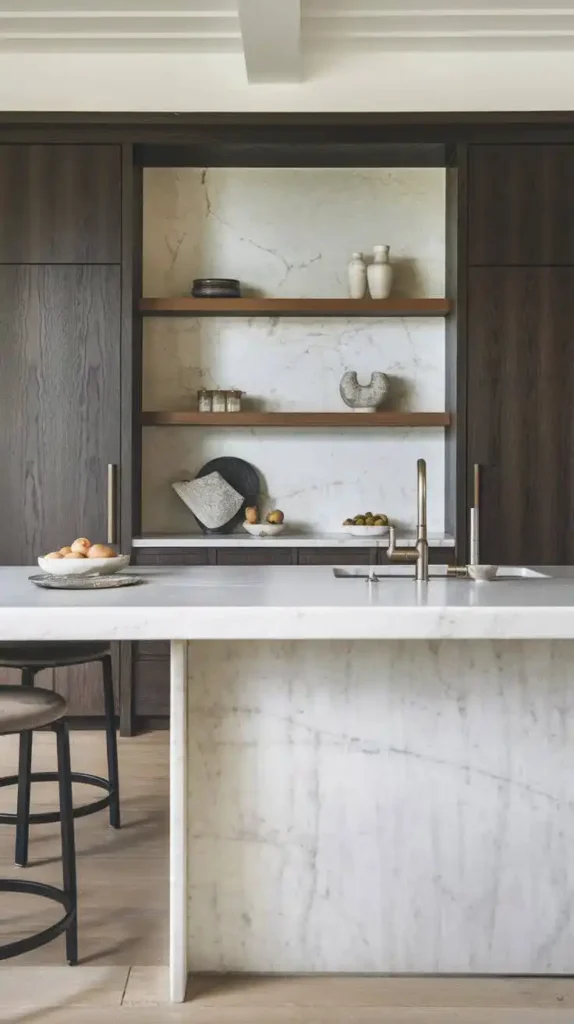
[142, 168, 446, 535]
[187, 638, 574, 974]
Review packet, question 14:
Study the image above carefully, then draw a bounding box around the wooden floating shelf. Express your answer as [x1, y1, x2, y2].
[139, 297, 452, 318]
[141, 411, 451, 428]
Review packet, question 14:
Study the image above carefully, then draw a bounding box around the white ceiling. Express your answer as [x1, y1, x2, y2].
[0, 1, 573, 74]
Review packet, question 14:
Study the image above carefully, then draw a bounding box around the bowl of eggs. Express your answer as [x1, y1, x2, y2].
[38, 538, 130, 577]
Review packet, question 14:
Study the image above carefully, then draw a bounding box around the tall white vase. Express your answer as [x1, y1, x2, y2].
[347, 252, 367, 299]
[367, 245, 393, 299]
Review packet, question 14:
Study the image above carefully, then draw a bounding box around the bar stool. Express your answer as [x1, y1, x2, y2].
[0, 643, 120, 868]
[0, 685, 77, 964]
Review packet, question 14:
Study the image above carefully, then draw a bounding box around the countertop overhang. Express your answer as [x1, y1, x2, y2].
[2, 565, 574, 641]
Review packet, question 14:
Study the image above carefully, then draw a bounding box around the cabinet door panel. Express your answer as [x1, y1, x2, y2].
[467, 267, 574, 564]
[0, 145, 121, 264]
[216, 549, 294, 566]
[469, 145, 574, 266]
[298, 548, 370, 565]
[0, 266, 121, 563]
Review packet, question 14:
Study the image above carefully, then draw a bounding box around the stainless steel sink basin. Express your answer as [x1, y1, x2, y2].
[333, 566, 550, 580]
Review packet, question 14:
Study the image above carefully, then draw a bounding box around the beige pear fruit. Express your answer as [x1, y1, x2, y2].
[44, 551, 63, 559]
[245, 507, 258, 524]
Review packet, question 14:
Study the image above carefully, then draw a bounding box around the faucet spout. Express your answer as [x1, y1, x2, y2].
[387, 458, 429, 582]
[417, 458, 427, 536]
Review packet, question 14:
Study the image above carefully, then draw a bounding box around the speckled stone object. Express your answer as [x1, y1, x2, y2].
[173, 472, 244, 530]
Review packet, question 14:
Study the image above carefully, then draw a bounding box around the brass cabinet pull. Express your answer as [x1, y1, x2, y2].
[107, 463, 118, 545]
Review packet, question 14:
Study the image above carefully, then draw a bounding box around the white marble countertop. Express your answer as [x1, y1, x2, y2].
[132, 532, 456, 548]
[2, 564, 574, 641]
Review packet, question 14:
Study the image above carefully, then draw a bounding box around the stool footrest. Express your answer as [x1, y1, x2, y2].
[0, 878, 76, 962]
[0, 771, 114, 824]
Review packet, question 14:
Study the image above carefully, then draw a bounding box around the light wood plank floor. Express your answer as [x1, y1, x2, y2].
[0, 731, 573, 1022]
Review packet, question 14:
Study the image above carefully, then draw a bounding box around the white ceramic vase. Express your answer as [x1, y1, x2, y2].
[347, 252, 367, 299]
[367, 245, 393, 299]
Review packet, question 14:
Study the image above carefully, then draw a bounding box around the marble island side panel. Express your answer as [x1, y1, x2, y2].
[187, 638, 574, 974]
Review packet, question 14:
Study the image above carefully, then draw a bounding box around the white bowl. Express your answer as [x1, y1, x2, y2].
[344, 525, 389, 537]
[38, 554, 130, 577]
[243, 522, 285, 538]
[467, 564, 498, 582]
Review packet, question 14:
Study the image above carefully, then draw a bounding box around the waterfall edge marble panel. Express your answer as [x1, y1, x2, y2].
[187, 639, 574, 973]
[142, 168, 446, 535]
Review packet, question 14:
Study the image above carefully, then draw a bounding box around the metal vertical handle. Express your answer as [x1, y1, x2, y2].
[470, 463, 480, 565]
[107, 463, 118, 546]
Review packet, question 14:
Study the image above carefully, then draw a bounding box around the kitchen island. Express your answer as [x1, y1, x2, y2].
[2, 563, 574, 1000]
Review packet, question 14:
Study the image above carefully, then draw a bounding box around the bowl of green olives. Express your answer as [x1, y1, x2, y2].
[342, 513, 389, 537]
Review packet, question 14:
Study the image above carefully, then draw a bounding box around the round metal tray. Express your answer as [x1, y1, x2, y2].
[29, 574, 143, 591]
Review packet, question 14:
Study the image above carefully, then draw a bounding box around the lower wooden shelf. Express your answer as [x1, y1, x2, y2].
[141, 411, 451, 427]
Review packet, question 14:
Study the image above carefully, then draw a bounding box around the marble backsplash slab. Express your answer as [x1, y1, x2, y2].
[187, 639, 574, 974]
[143, 167, 445, 299]
[142, 167, 446, 535]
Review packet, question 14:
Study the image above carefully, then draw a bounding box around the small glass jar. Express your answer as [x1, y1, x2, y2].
[226, 389, 243, 413]
[197, 388, 212, 413]
[212, 389, 227, 413]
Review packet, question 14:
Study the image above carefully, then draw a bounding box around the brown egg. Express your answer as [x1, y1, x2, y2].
[71, 537, 91, 555]
[87, 544, 116, 559]
[64, 551, 85, 558]
[44, 551, 63, 559]
[59, 546, 73, 555]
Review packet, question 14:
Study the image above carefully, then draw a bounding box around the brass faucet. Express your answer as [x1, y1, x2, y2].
[387, 458, 429, 582]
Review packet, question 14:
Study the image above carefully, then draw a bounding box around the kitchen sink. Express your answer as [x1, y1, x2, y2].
[332, 566, 550, 580]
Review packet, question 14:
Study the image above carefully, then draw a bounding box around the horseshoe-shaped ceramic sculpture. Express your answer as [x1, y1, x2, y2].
[339, 371, 389, 411]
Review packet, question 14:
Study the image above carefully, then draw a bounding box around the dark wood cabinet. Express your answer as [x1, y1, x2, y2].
[467, 266, 574, 564]
[0, 265, 121, 563]
[0, 145, 121, 264]
[216, 549, 295, 565]
[469, 145, 574, 266]
[0, 265, 121, 713]
[297, 548, 370, 566]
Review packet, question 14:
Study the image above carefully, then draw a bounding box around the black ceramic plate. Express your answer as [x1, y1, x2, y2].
[194, 457, 259, 535]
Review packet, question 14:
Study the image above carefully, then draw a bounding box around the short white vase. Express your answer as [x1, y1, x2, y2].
[347, 252, 367, 299]
[367, 245, 393, 299]
[339, 371, 390, 412]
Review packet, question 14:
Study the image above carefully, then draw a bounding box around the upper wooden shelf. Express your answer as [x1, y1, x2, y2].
[138, 297, 452, 318]
[141, 411, 451, 427]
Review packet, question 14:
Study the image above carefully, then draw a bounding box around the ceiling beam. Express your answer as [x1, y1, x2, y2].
[238, 0, 301, 83]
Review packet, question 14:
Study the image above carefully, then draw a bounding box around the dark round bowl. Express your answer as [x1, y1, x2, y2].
[192, 278, 241, 298]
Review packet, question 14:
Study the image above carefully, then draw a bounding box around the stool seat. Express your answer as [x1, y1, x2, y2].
[0, 686, 67, 735]
[0, 642, 110, 670]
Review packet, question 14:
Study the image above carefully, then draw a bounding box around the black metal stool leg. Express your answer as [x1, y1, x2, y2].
[15, 668, 35, 867]
[101, 655, 120, 829]
[55, 719, 77, 966]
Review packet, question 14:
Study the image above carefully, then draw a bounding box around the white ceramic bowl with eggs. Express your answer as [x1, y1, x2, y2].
[38, 553, 130, 576]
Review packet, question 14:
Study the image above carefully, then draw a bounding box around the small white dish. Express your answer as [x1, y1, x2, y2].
[467, 563, 498, 582]
[344, 525, 389, 537]
[243, 522, 285, 538]
[38, 554, 130, 577]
